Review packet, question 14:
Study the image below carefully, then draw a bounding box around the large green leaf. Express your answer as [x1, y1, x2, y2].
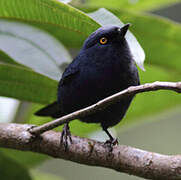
[0, 0, 99, 48]
[1, 0, 181, 75]
[0, 50, 22, 66]
[0, 19, 72, 80]
[0, 63, 57, 103]
[0, 151, 32, 180]
[72, 0, 181, 11]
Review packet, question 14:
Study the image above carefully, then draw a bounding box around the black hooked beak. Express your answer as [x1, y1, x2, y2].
[118, 23, 131, 38]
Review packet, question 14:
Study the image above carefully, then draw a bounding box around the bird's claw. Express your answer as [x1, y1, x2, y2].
[104, 138, 118, 152]
[60, 123, 72, 151]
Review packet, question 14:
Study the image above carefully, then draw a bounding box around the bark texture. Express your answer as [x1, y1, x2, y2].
[1, 81, 181, 179]
[0, 123, 181, 180]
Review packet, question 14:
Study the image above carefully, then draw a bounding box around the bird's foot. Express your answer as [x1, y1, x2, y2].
[104, 138, 118, 152]
[60, 123, 72, 151]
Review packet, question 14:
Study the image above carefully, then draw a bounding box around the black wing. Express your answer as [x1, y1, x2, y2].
[59, 65, 79, 86]
[35, 101, 61, 118]
[35, 62, 80, 118]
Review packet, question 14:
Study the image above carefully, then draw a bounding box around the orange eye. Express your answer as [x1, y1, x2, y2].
[99, 37, 108, 45]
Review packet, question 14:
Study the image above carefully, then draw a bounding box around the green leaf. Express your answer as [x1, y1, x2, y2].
[0, 50, 22, 66]
[1, 0, 181, 74]
[1, 148, 48, 169]
[0, 0, 100, 48]
[0, 63, 57, 103]
[0, 19, 72, 80]
[0, 151, 32, 180]
[72, 0, 181, 11]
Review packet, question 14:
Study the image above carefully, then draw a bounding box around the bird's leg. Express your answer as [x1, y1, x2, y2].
[60, 123, 72, 151]
[103, 127, 118, 151]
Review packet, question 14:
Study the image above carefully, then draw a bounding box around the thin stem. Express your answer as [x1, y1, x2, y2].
[29, 81, 181, 135]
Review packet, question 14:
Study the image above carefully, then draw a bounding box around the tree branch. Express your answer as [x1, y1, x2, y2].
[30, 81, 181, 135]
[1, 81, 181, 179]
[1, 123, 181, 180]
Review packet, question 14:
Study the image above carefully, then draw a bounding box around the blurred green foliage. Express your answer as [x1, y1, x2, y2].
[0, 151, 32, 180]
[72, 0, 181, 11]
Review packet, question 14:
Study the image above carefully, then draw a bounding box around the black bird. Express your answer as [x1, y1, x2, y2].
[35, 24, 140, 148]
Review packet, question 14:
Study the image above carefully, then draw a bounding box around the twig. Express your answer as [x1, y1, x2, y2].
[29, 81, 181, 135]
[0, 123, 181, 180]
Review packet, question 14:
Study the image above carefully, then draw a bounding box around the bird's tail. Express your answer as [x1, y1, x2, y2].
[35, 101, 61, 118]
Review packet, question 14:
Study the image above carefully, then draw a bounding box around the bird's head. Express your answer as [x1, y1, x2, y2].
[82, 24, 130, 50]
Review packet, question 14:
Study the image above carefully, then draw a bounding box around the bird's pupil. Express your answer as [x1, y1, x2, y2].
[100, 37, 107, 44]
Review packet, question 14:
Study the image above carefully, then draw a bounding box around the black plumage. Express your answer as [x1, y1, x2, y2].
[35, 24, 140, 146]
